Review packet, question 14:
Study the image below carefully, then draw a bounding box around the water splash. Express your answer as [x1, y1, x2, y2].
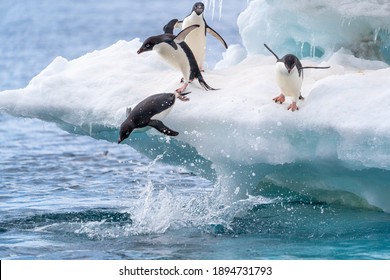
[121, 162, 276, 236]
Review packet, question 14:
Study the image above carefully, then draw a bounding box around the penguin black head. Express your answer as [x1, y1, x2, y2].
[118, 121, 134, 144]
[137, 34, 175, 54]
[282, 54, 300, 73]
[137, 36, 159, 54]
[192, 2, 205, 16]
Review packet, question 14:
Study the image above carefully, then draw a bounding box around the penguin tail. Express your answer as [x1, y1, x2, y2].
[196, 73, 217, 91]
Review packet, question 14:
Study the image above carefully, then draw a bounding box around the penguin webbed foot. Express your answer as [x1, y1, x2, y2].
[176, 83, 189, 94]
[273, 94, 285, 104]
[287, 102, 299, 111]
[176, 91, 191, 102]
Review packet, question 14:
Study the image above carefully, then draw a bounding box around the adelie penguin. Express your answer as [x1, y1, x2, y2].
[117, 92, 189, 144]
[264, 44, 330, 111]
[137, 22, 216, 94]
[174, 2, 228, 71]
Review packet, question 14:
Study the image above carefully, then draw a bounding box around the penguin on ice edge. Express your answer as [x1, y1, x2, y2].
[137, 23, 216, 94]
[117, 92, 189, 144]
[175, 2, 228, 71]
[264, 44, 330, 111]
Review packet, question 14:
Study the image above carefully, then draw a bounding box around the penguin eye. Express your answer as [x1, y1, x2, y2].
[145, 43, 151, 48]
[126, 131, 130, 136]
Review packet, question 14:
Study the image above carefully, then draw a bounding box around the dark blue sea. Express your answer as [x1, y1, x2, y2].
[0, 0, 389, 260]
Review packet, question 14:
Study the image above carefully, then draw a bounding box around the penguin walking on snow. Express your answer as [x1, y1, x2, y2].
[175, 2, 228, 71]
[138, 23, 216, 94]
[264, 44, 330, 111]
[118, 92, 189, 144]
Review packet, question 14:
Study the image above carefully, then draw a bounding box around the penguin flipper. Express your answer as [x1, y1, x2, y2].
[148, 120, 179, 136]
[264, 44, 280, 60]
[175, 24, 200, 42]
[206, 26, 228, 49]
[164, 19, 179, 34]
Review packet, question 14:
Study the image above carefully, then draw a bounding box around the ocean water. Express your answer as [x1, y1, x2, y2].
[1, 0, 390, 260]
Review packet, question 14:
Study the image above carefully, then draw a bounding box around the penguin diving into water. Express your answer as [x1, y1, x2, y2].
[174, 2, 228, 71]
[264, 44, 330, 111]
[137, 23, 216, 94]
[117, 92, 189, 144]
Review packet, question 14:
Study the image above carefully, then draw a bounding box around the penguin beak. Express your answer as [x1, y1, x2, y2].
[137, 48, 144, 54]
[195, 7, 204, 15]
[118, 138, 122, 144]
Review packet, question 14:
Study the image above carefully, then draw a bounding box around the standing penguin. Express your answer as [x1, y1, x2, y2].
[175, 2, 228, 71]
[264, 44, 330, 111]
[138, 24, 216, 93]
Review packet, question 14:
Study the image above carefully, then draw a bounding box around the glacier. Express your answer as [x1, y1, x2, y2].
[1, 0, 390, 213]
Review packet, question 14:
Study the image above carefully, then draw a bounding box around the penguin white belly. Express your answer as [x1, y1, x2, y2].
[275, 63, 303, 102]
[150, 105, 173, 121]
[154, 43, 191, 82]
[182, 15, 206, 69]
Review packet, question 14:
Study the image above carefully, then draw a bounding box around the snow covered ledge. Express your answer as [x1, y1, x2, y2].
[1, 37, 390, 211]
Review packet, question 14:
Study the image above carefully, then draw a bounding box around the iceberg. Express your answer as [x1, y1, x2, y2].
[238, 0, 390, 63]
[1, 0, 390, 213]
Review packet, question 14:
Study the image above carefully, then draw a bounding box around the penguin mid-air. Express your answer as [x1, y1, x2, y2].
[137, 23, 216, 94]
[264, 44, 330, 111]
[175, 2, 228, 71]
[117, 92, 189, 144]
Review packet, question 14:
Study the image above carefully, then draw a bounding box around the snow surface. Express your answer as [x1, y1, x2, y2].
[1, 39, 389, 165]
[1, 0, 390, 212]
